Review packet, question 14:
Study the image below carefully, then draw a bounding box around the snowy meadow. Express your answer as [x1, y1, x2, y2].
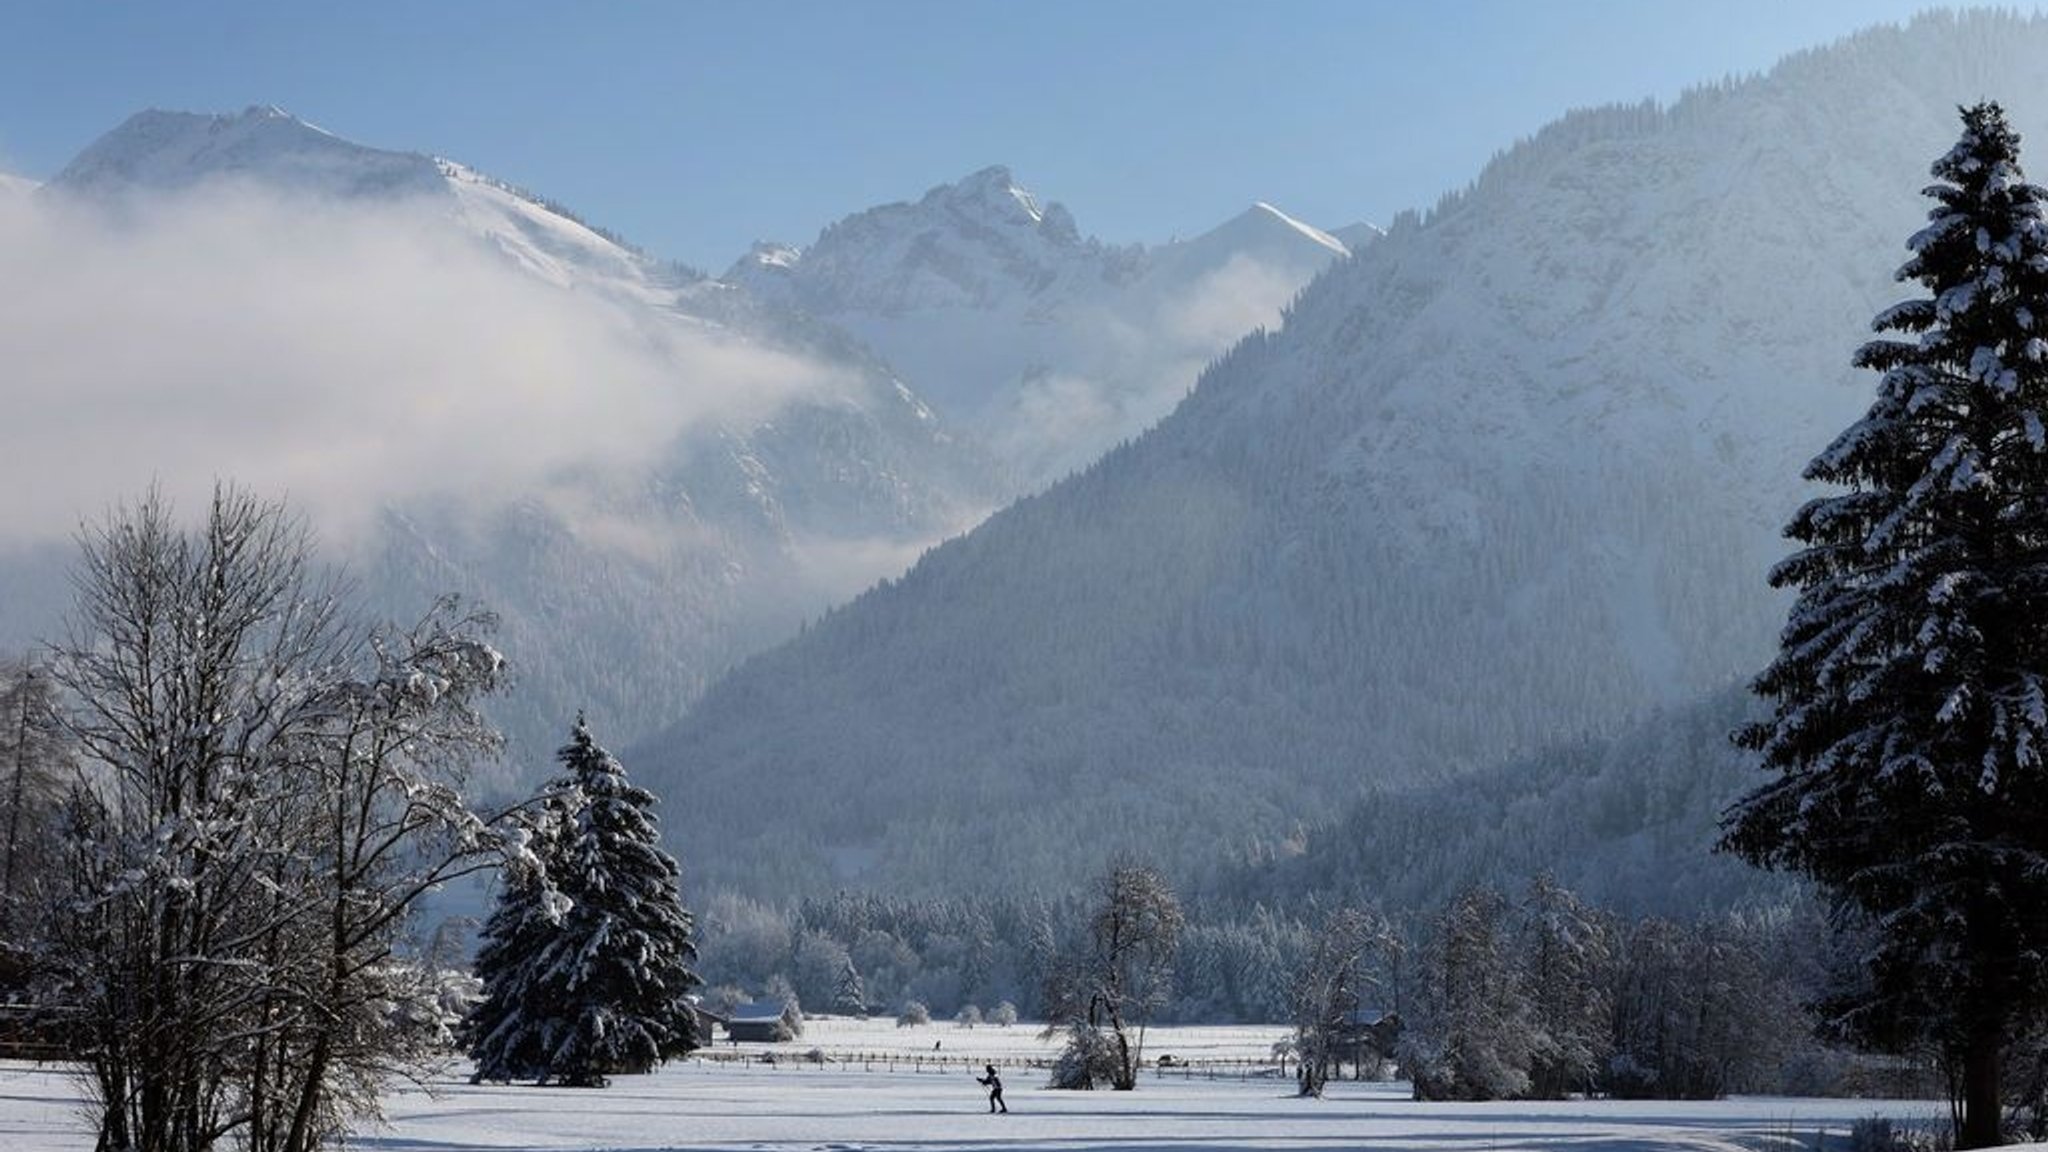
[0, 1019, 1950, 1152]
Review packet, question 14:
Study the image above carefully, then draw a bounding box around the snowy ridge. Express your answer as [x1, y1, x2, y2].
[1255, 201, 1349, 256]
[729, 164, 1117, 317]
[438, 159, 681, 305]
[51, 106, 686, 309]
[639, 9, 2048, 900]
[1139, 202, 1351, 292]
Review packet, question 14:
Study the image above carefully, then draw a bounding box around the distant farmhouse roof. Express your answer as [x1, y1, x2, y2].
[722, 999, 795, 1044]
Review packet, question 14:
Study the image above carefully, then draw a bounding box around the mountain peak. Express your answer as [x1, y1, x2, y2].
[954, 163, 1017, 190]
[724, 161, 1121, 321]
[1244, 202, 1350, 256]
[920, 164, 1050, 230]
[745, 240, 803, 269]
[1139, 199, 1352, 289]
[723, 240, 804, 282]
[51, 106, 443, 201]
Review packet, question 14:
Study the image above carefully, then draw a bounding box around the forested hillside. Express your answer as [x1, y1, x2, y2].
[1203, 687, 1792, 918]
[639, 11, 2048, 899]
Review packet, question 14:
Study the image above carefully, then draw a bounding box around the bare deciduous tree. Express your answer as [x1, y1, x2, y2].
[1042, 863, 1182, 1090]
[37, 486, 522, 1152]
[1291, 906, 1395, 1097]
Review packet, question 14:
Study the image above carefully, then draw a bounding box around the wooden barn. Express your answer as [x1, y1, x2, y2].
[721, 1000, 796, 1044]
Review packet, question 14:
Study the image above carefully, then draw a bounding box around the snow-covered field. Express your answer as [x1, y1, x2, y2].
[0, 1019, 1951, 1152]
[740, 1015, 1285, 1066]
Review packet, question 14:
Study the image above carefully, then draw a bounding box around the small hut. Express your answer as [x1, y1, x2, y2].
[723, 999, 796, 1044]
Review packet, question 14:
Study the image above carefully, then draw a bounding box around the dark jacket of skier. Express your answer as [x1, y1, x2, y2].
[976, 1064, 1007, 1112]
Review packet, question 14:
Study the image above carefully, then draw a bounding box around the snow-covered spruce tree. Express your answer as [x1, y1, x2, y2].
[465, 789, 574, 1084]
[833, 957, 869, 1017]
[1723, 102, 2048, 1149]
[524, 717, 701, 1086]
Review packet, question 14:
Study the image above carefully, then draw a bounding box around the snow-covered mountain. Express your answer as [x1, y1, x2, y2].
[5, 104, 1352, 783]
[726, 165, 1353, 490]
[50, 106, 686, 309]
[14, 106, 997, 777]
[637, 10, 2048, 899]
[53, 105, 445, 200]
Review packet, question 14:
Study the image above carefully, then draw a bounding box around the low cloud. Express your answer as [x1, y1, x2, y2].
[1154, 252, 1306, 350]
[994, 252, 1312, 483]
[0, 184, 848, 544]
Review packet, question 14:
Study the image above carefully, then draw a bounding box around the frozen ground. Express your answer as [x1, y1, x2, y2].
[0, 1019, 1954, 1152]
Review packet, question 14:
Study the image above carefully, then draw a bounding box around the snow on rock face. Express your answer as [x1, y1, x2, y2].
[729, 164, 1129, 317]
[728, 166, 1353, 491]
[642, 9, 2048, 901]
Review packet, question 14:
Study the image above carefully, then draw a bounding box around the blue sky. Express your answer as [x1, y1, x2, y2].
[0, 2, 2020, 270]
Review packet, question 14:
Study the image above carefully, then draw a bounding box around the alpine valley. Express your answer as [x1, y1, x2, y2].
[9, 12, 2047, 915]
[629, 10, 2048, 905]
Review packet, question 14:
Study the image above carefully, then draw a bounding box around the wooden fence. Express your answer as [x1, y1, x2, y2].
[686, 1047, 1291, 1081]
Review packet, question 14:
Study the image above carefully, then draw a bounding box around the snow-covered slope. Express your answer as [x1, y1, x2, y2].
[639, 10, 2048, 899]
[727, 166, 1352, 490]
[16, 106, 996, 776]
[53, 105, 445, 199]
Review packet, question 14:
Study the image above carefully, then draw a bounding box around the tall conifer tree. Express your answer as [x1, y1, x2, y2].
[1724, 102, 2048, 1148]
[468, 716, 700, 1086]
[538, 716, 701, 1085]
[465, 795, 572, 1083]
